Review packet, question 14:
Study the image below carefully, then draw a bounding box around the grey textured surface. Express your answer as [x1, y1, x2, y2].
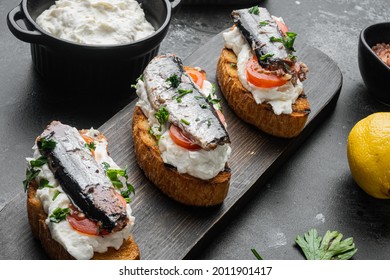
[1, 0, 390, 260]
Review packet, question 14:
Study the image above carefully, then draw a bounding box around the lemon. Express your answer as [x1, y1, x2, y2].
[347, 113, 390, 199]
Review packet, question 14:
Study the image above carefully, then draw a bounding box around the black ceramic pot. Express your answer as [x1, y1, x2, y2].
[7, 0, 181, 96]
[358, 22, 390, 105]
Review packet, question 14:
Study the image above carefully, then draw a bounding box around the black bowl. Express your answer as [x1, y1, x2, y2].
[358, 22, 390, 105]
[7, 0, 181, 97]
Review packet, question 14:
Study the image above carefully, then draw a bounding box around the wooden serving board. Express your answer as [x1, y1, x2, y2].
[0, 32, 342, 260]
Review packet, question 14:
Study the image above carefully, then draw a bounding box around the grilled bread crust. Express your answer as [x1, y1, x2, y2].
[217, 48, 310, 138]
[27, 181, 140, 260]
[132, 106, 231, 207]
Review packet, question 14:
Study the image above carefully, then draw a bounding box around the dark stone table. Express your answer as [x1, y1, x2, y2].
[0, 0, 389, 259]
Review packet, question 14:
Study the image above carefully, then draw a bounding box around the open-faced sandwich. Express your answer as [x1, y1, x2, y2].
[132, 54, 231, 207]
[24, 121, 139, 260]
[217, 6, 310, 138]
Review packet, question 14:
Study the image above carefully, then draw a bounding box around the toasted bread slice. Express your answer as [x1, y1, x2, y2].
[217, 48, 310, 138]
[27, 181, 140, 260]
[132, 106, 231, 207]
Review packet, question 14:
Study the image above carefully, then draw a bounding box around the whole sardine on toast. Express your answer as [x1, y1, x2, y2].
[143, 54, 230, 150]
[38, 121, 128, 232]
[232, 7, 308, 83]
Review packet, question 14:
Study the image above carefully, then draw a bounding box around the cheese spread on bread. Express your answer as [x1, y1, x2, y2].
[27, 128, 135, 260]
[136, 79, 231, 180]
[223, 26, 303, 115]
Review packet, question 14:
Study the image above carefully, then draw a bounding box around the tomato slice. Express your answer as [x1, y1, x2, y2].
[246, 55, 288, 88]
[274, 18, 288, 36]
[169, 125, 201, 151]
[67, 194, 126, 236]
[184, 66, 206, 89]
[80, 133, 95, 158]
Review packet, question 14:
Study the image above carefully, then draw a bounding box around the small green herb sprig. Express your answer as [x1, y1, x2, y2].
[248, 6, 260, 15]
[49, 207, 70, 223]
[270, 32, 298, 52]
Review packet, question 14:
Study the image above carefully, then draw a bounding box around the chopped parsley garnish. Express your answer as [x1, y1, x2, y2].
[259, 21, 268, 27]
[52, 190, 61, 201]
[166, 74, 180, 88]
[102, 162, 110, 171]
[30, 156, 48, 168]
[23, 168, 41, 192]
[248, 6, 260, 15]
[176, 89, 193, 103]
[211, 83, 216, 94]
[200, 104, 209, 109]
[207, 119, 211, 128]
[251, 249, 264, 260]
[38, 178, 54, 189]
[260, 53, 274, 61]
[49, 207, 70, 223]
[194, 96, 204, 100]
[295, 228, 358, 260]
[270, 32, 298, 52]
[230, 62, 237, 68]
[288, 54, 297, 60]
[155, 106, 169, 131]
[85, 142, 96, 152]
[39, 136, 57, 152]
[120, 183, 135, 203]
[148, 127, 155, 136]
[130, 73, 144, 89]
[106, 167, 135, 202]
[181, 119, 190, 125]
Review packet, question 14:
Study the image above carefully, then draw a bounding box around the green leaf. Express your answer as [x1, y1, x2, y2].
[251, 249, 263, 260]
[85, 142, 96, 152]
[260, 53, 274, 61]
[49, 207, 70, 223]
[102, 162, 110, 171]
[166, 74, 180, 88]
[30, 156, 48, 168]
[295, 228, 358, 260]
[52, 190, 61, 201]
[175, 89, 193, 103]
[259, 21, 268, 27]
[39, 136, 57, 152]
[248, 6, 260, 15]
[38, 178, 54, 189]
[155, 106, 170, 131]
[121, 183, 135, 203]
[180, 119, 190, 125]
[130, 74, 144, 89]
[23, 168, 41, 192]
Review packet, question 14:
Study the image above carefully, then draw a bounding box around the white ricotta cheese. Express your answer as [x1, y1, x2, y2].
[223, 27, 303, 115]
[36, 0, 155, 45]
[28, 129, 135, 260]
[135, 79, 231, 180]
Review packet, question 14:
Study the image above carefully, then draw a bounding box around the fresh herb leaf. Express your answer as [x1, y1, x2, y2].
[270, 33, 298, 52]
[23, 168, 41, 192]
[175, 89, 193, 103]
[102, 162, 110, 171]
[120, 183, 135, 203]
[49, 207, 70, 223]
[288, 54, 297, 60]
[148, 127, 155, 136]
[30, 156, 48, 168]
[52, 190, 61, 201]
[106, 167, 135, 202]
[85, 142, 96, 152]
[155, 106, 170, 131]
[283, 32, 297, 51]
[194, 96, 204, 100]
[38, 178, 54, 189]
[260, 53, 274, 61]
[166, 74, 180, 88]
[130, 74, 144, 89]
[40, 136, 57, 152]
[248, 6, 260, 15]
[251, 249, 264, 260]
[259, 21, 268, 27]
[207, 119, 211, 127]
[211, 83, 216, 95]
[270, 36, 283, 43]
[295, 228, 358, 260]
[230, 63, 237, 68]
[200, 104, 208, 109]
[181, 119, 190, 125]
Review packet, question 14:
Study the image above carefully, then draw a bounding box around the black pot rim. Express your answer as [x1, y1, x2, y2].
[20, 0, 172, 50]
